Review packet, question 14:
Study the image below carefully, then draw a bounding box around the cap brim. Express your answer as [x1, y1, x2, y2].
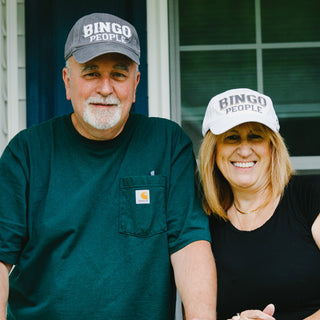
[72, 43, 140, 65]
[203, 114, 279, 136]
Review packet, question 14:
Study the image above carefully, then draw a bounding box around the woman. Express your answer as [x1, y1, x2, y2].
[198, 88, 320, 320]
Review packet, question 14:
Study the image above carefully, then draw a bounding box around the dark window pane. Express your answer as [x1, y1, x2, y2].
[179, 0, 255, 45]
[261, 0, 320, 42]
[263, 48, 320, 156]
[263, 48, 320, 105]
[180, 50, 257, 154]
[280, 117, 320, 156]
[181, 50, 257, 108]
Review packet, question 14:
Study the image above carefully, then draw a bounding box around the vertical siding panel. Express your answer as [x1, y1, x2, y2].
[0, 0, 25, 155]
[0, 0, 7, 155]
[6, 0, 20, 140]
[18, 0, 26, 133]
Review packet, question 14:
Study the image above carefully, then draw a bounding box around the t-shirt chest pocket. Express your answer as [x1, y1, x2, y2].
[119, 176, 167, 237]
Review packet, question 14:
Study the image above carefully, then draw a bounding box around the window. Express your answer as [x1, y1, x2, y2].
[170, 0, 320, 172]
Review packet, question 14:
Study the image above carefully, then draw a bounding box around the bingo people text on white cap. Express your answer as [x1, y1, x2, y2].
[64, 13, 140, 65]
[202, 88, 280, 136]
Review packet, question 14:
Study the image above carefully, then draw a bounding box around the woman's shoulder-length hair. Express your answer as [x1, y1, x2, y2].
[198, 122, 294, 220]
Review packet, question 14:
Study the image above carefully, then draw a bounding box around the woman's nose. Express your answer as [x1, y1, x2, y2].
[236, 141, 253, 157]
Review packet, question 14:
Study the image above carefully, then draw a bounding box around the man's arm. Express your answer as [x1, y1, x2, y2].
[0, 261, 12, 320]
[171, 240, 217, 320]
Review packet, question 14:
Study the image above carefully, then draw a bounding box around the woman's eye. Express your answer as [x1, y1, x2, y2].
[248, 134, 263, 140]
[225, 135, 240, 142]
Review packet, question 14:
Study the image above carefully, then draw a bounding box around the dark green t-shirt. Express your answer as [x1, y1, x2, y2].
[0, 113, 211, 320]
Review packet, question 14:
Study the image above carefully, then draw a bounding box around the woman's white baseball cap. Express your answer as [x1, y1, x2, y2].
[202, 88, 280, 136]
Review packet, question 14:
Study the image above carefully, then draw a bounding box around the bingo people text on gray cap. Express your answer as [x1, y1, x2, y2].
[202, 88, 280, 136]
[64, 13, 140, 65]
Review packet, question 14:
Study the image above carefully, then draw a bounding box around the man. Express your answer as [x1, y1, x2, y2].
[0, 13, 216, 320]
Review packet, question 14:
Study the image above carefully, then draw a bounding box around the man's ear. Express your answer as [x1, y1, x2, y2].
[132, 71, 141, 103]
[62, 67, 71, 101]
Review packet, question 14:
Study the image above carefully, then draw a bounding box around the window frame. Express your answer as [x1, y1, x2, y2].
[168, 0, 320, 172]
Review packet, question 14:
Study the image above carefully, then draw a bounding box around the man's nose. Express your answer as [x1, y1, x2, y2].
[97, 77, 113, 96]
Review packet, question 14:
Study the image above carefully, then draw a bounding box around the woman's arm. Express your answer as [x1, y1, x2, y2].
[303, 214, 320, 319]
[0, 261, 12, 320]
[311, 213, 320, 249]
[303, 309, 320, 320]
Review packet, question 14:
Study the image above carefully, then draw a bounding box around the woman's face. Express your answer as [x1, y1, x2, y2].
[216, 123, 272, 193]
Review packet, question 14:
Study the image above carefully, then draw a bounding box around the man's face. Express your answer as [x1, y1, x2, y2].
[63, 53, 140, 140]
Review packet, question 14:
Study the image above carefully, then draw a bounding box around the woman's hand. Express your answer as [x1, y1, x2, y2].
[228, 304, 275, 320]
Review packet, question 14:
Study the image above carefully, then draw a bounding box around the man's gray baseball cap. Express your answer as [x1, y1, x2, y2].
[64, 13, 140, 65]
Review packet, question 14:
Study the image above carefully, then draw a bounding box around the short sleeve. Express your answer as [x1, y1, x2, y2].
[165, 125, 211, 254]
[0, 137, 28, 264]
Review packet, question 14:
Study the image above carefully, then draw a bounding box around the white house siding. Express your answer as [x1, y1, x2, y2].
[0, 0, 26, 155]
[0, 0, 7, 155]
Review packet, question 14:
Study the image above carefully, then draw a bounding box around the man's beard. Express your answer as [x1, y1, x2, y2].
[83, 96, 122, 130]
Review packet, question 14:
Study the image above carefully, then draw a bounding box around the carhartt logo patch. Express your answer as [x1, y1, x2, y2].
[135, 190, 150, 204]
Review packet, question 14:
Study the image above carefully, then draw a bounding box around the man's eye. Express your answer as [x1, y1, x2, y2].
[84, 72, 99, 78]
[112, 72, 127, 79]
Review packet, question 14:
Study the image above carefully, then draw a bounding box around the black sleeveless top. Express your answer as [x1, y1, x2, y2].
[210, 175, 320, 320]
